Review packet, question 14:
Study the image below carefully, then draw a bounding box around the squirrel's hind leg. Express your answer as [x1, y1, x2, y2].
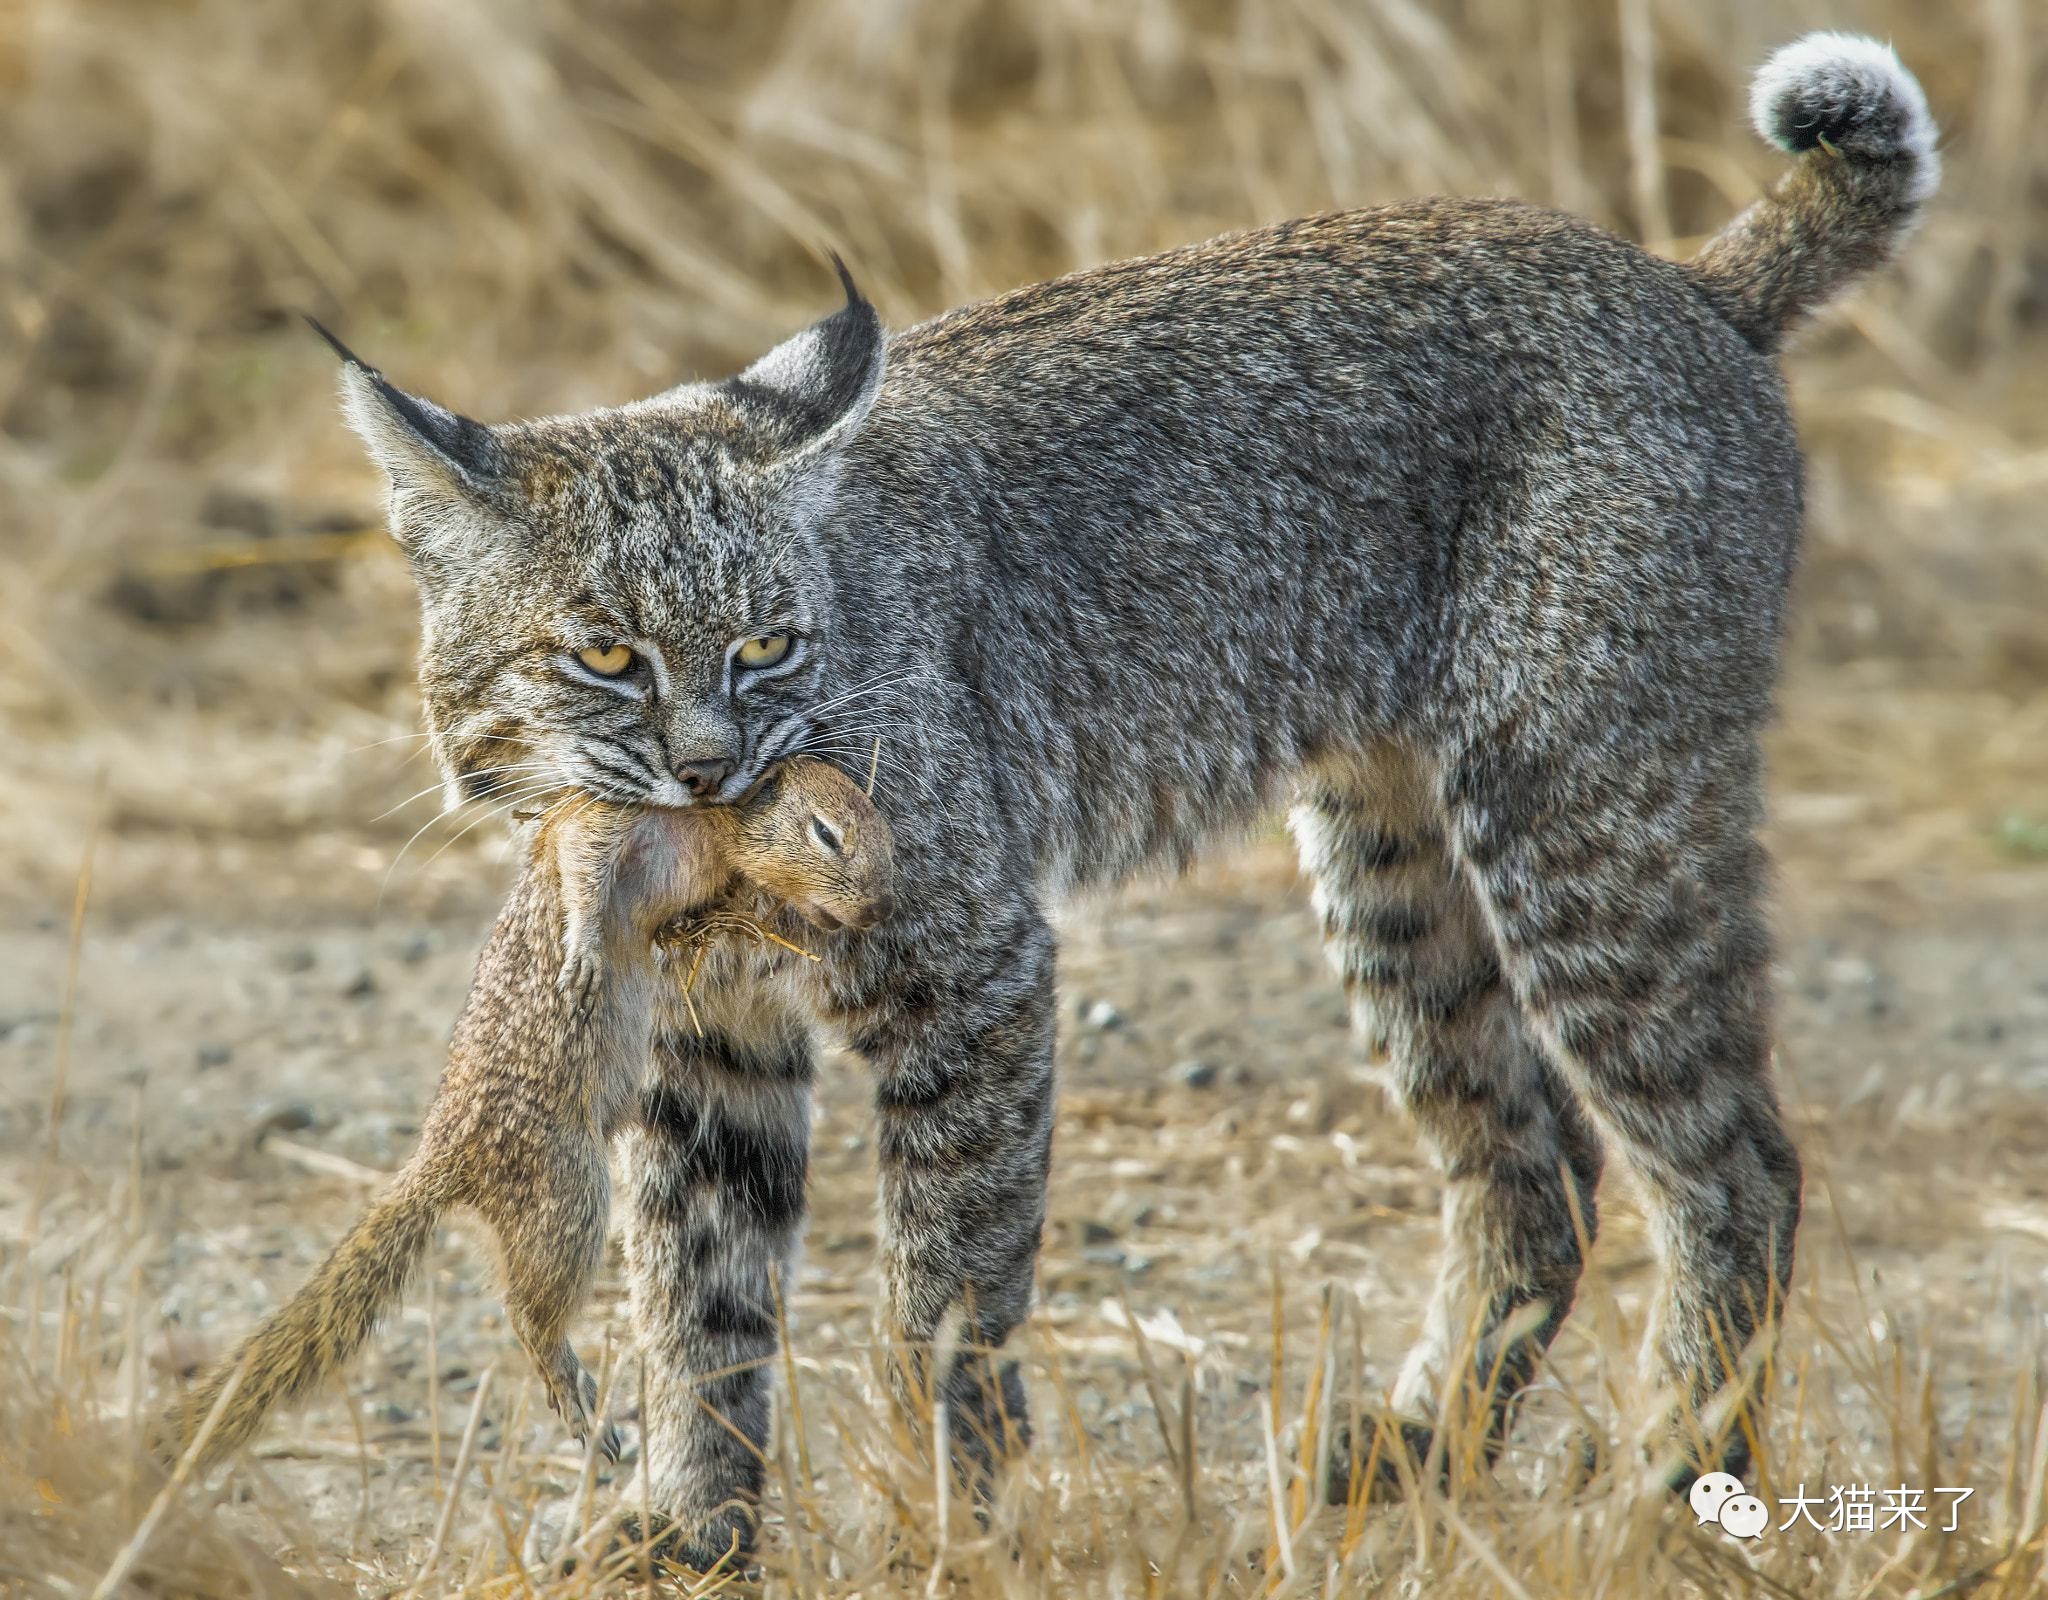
[478, 1134, 618, 1456]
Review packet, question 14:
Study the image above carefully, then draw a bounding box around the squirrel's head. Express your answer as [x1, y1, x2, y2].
[731, 756, 896, 932]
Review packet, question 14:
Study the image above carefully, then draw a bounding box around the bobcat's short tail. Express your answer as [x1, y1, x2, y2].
[1686, 32, 1939, 352]
[154, 1156, 458, 1468]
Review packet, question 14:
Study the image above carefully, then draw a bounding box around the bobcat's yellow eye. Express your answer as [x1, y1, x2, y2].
[736, 634, 791, 670]
[577, 643, 634, 677]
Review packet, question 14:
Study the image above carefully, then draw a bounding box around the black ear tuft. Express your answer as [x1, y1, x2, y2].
[312, 316, 505, 490]
[304, 314, 370, 370]
[827, 251, 865, 313]
[723, 259, 887, 460]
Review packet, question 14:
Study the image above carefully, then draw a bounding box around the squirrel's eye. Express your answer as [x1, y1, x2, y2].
[577, 643, 634, 677]
[736, 634, 791, 670]
[810, 815, 844, 856]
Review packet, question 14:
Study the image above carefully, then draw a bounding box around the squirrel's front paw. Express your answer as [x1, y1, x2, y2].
[555, 950, 602, 1008]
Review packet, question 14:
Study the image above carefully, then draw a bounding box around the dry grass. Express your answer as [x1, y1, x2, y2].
[1, 0, 2043, 908]
[3, 0, 2047, 1594]
[9, 1060, 2048, 1598]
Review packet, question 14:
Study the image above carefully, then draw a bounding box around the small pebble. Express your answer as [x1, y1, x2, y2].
[1176, 1059, 1221, 1090]
[342, 968, 378, 1000]
[1081, 999, 1126, 1031]
[148, 1330, 215, 1377]
[1080, 1220, 1119, 1246]
[256, 1102, 317, 1136]
[196, 1043, 232, 1070]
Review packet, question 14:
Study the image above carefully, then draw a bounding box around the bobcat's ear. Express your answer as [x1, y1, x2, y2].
[307, 318, 507, 500]
[723, 257, 886, 461]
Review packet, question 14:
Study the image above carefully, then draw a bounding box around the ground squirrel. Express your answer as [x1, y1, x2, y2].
[157, 757, 893, 1468]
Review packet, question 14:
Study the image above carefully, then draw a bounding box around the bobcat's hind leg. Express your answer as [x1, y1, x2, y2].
[1446, 725, 1801, 1487]
[1294, 743, 1604, 1503]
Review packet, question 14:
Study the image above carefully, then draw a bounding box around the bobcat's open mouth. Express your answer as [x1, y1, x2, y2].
[719, 762, 782, 807]
[638, 762, 780, 812]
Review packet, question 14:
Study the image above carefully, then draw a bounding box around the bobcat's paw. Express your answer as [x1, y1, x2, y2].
[1659, 1424, 1754, 1499]
[1322, 1413, 1449, 1505]
[1561, 1423, 1751, 1500]
[523, 1498, 756, 1582]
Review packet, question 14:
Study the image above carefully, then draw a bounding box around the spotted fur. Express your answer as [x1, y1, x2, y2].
[327, 34, 1931, 1558]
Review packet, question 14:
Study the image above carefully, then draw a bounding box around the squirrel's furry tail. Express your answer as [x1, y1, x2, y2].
[1686, 32, 1939, 352]
[154, 1156, 459, 1468]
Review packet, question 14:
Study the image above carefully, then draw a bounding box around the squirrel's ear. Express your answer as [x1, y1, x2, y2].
[308, 318, 507, 500]
[723, 256, 886, 461]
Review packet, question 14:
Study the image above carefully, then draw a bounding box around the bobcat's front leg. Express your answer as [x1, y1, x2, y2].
[836, 902, 1058, 1487]
[617, 1002, 815, 1571]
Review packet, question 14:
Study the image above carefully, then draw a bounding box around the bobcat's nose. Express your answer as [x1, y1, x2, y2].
[674, 756, 735, 798]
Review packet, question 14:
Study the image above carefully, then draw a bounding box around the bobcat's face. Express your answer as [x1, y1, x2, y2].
[404, 421, 828, 811]
[322, 273, 885, 815]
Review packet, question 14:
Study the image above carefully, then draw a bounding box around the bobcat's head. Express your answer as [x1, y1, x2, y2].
[326, 267, 885, 814]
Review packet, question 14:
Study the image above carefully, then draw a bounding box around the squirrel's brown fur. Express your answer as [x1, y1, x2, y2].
[157, 758, 893, 1468]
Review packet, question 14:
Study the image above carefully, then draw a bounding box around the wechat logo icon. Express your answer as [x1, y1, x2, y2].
[1692, 1472, 1768, 1540]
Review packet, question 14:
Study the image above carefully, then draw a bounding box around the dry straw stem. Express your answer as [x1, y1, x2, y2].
[36, 773, 105, 1176]
[89, 1351, 251, 1600]
[659, 908, 820, 1035]
[401, 1363, 494, 1600]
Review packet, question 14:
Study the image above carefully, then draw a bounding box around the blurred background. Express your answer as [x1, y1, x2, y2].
[0, 0, 2042, 915]
[4, 3, 2048, 1594]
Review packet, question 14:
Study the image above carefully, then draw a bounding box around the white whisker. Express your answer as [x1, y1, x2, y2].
[790, 742, 911, 785]
[803, 669, 923, 721]
[377, 778, 565, 904]
[368, 763, 557, 824]
[814, 721, 922, 739]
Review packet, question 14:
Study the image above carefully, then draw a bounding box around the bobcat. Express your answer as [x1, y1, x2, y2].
[302, 33, 1934, 1564]
[158, 760, 893, 1471]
